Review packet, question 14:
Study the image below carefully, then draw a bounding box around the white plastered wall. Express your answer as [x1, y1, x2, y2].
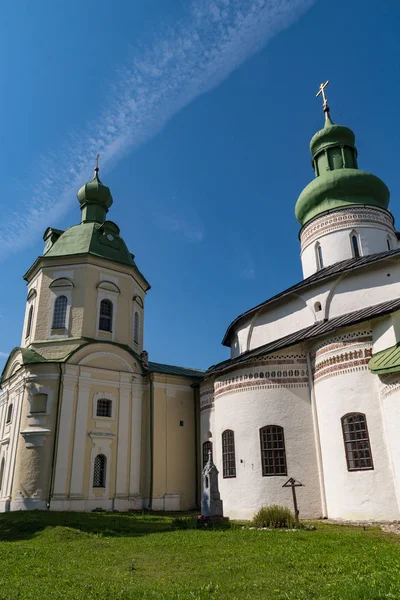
[300, 207, 396, 279]
[313, 330, 400, 520]
[200, 351, 321, 521]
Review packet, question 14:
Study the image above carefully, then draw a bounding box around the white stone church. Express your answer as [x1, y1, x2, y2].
[1, 92, 400, 521]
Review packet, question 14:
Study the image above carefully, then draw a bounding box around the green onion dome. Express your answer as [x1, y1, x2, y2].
[77, 167, 113, 224]
[295, 112, 390, 226]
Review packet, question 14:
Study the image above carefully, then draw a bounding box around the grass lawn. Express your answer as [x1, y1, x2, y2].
[0, 512, 399, 599]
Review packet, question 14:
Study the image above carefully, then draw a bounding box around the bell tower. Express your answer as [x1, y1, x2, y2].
[295, 82, 395, 278]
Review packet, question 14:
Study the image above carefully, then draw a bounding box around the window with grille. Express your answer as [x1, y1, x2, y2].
[260, 425, 287, 476]
[134, 312, 139, 344]
[341, 413, 374, 471]
[93, 454, 107, 488]
[6, 404, 13, 424]
[203, 441, 213, 467]
[222, 429, 236, 478]
[52, 295, 67, 329]
[96, 398, 112, 418]
[99, 299, 113, 332]
[26, 305, 33, 338]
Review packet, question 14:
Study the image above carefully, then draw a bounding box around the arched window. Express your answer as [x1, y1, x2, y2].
[0, 457, 5, 492]
[52, 295, 68, 329]
[351, 234, 360, 258]
[6, 404, 13, 424]
[99, 299, 113, 332]
[26, 305, 34, 338]
[315, 243, 324, 270]
[31, 394, 47, 414]
[387, 237, 392, 251]
[314, 301, 322, 313]
[222, 430, 236, 478]
[260, 425, 287, 476]
[341, 413, 373, 471]
[134, 312, 140, 345]
[202, 441, 213, 468]
[93, 454, 107, 488]
[96, 398, 112, 418]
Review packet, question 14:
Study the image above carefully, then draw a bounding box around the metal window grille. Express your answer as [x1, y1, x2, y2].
[26, 305, 33, 338]
[134, 312, 139, 344]
[93, 454, 106, 488]
[222, 429, 236, 478]
[6, 404, 13, 424]
[260, 425, 287, 476]
[352, 235, 360, 258]
[99, 299, 113, 332]
[203, 441, 213, 468]
[52, 295, 67, 329]
[96, 399, 112, 418]
[341, 413, 374, 471]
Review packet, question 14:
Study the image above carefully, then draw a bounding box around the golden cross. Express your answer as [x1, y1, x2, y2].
[316, 80, 329, 108]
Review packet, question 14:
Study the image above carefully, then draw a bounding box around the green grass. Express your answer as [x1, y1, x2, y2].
[0, 512, 399, 599]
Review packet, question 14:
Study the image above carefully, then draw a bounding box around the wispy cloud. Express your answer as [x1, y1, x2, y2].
[0, 0, 316, 255]
[0, 352, 10, 359]
[156, 214, 204, 243]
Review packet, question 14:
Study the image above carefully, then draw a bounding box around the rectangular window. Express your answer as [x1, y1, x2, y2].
[96, 399, 112, 418]
[222, 430, 236, 478]
[342, 413, 374, 471]
[260, 425, 287, 476]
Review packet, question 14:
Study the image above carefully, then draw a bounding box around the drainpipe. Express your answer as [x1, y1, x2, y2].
[193, 384, 200, 509]
[306, 351, 328, 518]
[148, 373, 154, 510]
[48, 362, 63, 509]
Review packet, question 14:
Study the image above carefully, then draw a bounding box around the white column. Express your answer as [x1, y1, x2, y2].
[53, 367, 78, 497]
[115, 377, 131, 498]
[129, 380, 143, 497]
[69, 379, 91, 497]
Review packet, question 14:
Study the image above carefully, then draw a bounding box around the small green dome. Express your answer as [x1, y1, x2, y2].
[77, 168, 113, 224]
[77, 169, 113, 211]
[310, 115, 355, 158]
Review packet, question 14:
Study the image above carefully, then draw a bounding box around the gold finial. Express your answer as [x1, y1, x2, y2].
[316, 80, 330, 114]
[94, 153, 100, 175]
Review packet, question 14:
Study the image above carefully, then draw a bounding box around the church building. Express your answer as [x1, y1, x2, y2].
[1, 86, 400, 521]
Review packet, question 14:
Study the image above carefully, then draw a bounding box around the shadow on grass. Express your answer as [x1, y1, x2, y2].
[0, 510, 176, 542]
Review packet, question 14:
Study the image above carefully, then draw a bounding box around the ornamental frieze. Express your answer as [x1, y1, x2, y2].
[300, 208, 394, 250]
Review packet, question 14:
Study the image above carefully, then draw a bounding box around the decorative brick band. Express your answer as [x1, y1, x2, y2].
[315, 336, 373, 359]
[314, 348, 372, 382]
[300, 208, 393, 251]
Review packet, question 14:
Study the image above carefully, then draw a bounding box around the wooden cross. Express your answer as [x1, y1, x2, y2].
[282, 477, 304, 522]
[316, 80, 329, 109]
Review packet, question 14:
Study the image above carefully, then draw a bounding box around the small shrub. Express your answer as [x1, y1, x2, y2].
[252, 505, 296, 529]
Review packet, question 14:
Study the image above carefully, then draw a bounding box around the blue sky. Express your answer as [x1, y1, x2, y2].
[1, 0, 400, 371]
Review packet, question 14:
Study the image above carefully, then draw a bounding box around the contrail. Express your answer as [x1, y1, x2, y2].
[0, 0, 316, 255]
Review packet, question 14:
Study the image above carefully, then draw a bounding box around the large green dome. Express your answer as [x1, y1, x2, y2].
[295, 112, 390, 226]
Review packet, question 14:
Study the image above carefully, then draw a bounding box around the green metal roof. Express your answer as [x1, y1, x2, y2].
[44, 222, 134, 266]
[368, 343, 400, 374]
[148, 361, 205, 378]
